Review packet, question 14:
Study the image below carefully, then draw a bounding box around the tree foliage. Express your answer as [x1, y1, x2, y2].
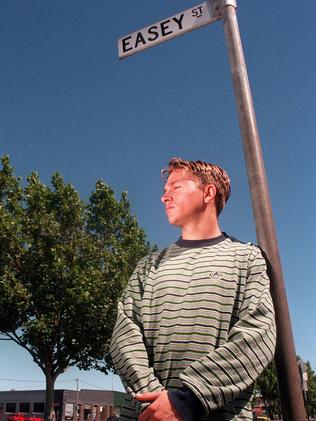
[255, 361, 279, 402]
[306, 361, 316, 417]
[254, 360, 281, 418]
[255, 358, 316, 419]
[0, 155, 154, 420]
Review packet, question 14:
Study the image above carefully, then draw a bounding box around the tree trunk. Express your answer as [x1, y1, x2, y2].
[45, 373, 56, 421]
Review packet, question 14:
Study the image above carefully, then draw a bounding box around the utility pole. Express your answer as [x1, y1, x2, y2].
[76, 378, 79, 421]
[216, 1, 306, 420]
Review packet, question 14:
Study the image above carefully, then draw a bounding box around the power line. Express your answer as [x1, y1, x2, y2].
[77, 380, 104, 390]
[0, 377, 106, 389]
[0, 378, 45, 383]
[0, 378, 76, 384]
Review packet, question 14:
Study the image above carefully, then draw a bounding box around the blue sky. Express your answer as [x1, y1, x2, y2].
[0, 0, 315, 392]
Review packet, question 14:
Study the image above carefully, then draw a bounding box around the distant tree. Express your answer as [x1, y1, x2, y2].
[255, 358, 316, 419]
[306, 361, 316, 418]
[0, 155, 154, 421]
[254, 360, 281, 418]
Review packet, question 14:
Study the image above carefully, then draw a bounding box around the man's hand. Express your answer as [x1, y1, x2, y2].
[135, 390, 182, 421]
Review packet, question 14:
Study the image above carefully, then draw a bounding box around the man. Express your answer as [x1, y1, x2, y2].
[110, 158, 276, 421]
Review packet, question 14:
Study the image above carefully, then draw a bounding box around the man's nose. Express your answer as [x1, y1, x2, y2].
[161, 192, 171, 204]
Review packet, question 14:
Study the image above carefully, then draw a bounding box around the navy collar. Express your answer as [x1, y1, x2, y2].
[176, 233, 227, 248]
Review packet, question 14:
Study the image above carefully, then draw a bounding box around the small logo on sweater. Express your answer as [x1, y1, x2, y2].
[209, 271, 222, 279]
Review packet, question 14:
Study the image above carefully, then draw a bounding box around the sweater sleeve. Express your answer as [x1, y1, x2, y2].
[110, 256, 164, 413]
[179, 247, 276, 414]
[168, 387, 204, 421]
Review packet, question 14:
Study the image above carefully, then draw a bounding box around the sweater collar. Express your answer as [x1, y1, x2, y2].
[176, 233, 227, 248]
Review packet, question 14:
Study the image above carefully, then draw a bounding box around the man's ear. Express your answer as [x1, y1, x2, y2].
[204, 184, 217, 204]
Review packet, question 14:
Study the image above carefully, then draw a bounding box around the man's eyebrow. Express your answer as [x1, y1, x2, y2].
[163, 180, 176, 193]
[163, 179, 190, 193]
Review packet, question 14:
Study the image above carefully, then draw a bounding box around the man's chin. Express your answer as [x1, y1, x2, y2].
[167, 216, 181, 227]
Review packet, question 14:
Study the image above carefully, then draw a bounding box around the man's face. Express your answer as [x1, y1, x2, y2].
[161, 169, 207, 228]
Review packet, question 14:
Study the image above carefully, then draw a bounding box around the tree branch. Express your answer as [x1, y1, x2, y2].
[0, 334, 13, 340]
[9, 330, 46, 372]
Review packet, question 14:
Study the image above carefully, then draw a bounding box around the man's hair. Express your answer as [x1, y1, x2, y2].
[161, 157, 231, 215]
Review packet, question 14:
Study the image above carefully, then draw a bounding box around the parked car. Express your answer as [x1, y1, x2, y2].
[8, 414, 44, 421]
[257, 412, 270, 421]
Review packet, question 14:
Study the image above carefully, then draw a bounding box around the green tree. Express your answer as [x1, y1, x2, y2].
[254, 360, 281, 418]
[255, 358, 316, 419]
[0, 155, 153, 421]
[306, 361, 316, 418]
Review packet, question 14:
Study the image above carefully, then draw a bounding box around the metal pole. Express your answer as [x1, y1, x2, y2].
[218, 3, 307, 420]
[76, 378, 79, 421]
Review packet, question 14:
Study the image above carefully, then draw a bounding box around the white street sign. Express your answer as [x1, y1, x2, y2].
[118, 2, 220, 59]
[65, 403, 74, 420]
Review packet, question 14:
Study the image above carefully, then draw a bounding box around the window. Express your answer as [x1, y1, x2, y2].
[6, 403, 16, 413]
[33, 402, 45, 413]
[19, 402, 30, 413]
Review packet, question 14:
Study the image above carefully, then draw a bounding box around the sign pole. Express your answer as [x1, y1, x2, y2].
[218, 2, 306, 420]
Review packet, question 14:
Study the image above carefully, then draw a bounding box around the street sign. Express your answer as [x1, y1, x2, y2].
[118, 2, 220, 59]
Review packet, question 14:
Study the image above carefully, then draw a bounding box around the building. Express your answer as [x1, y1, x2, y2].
[0, 389, 125, 421]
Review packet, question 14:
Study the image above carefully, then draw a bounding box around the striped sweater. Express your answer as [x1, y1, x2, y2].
[110, 234, 276, 420]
